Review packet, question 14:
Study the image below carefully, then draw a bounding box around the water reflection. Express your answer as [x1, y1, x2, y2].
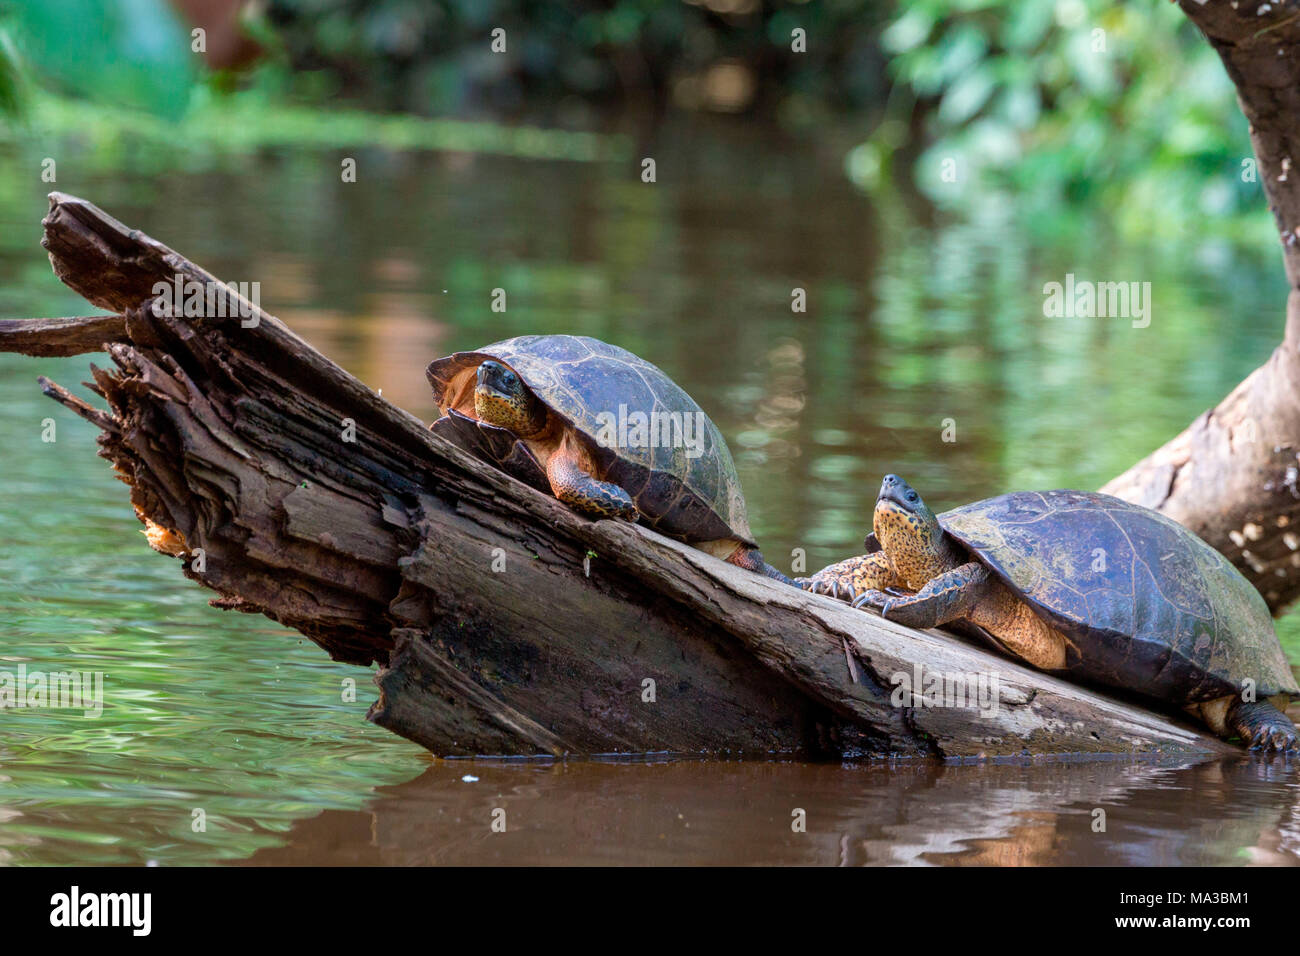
[248, 756, 1300, 867]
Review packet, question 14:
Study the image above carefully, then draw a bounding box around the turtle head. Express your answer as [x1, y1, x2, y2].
[474, 360, 547, 437]
[873, 474, 947, 588]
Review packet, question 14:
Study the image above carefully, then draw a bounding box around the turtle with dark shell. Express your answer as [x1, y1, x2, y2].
[427, 334, 790, 582]
[798, 474, 1299, 751]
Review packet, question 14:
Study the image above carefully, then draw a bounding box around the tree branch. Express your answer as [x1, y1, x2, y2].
[1104, 2, 1300, 614]
[0, 314, 126, 356]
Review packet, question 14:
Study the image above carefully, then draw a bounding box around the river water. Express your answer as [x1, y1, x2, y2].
[0, 119, 1297, 865]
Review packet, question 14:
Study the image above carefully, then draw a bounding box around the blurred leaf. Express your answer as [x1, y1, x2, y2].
[933, 23, 989, 84]
[882, 7, 935, 54]
[0, 26, 23, 117]
[1001, 0, 1054, 52]
[865, 0, 1249, 227]
[997, 79, 1040, 129]
[939, 64, 997, 125]
[8, 0, 196, 118]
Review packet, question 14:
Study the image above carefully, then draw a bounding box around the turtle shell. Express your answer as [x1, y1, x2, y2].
[427, 334, 754, 547]
[913, 490, 1299, 703]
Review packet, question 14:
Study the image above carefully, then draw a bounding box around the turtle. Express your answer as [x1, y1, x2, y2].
[797, 474, 1300, 751]
[426, 334, 790, 582]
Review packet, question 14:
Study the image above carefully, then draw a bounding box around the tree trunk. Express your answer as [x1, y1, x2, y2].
[0, 192, 1233, 758]
[1103, 2, 1300, 615]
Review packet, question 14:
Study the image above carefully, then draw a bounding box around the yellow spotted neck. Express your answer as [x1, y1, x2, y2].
[873, 500, 959, 591]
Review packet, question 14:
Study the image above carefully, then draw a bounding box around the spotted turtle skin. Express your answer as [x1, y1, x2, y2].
[868, 490, 1299, 705]
[427, 334, 754, 547]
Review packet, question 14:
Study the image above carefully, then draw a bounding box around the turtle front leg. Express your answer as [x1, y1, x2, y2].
[796, 551, 896, 603]
[547, 452, 638, 521]
[854, 561, 991, 629]
[1223, 698, 1298, 753]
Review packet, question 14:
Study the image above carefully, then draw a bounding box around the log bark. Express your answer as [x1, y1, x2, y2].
[0, 192, 1236, 759]
[1103, 2, 1300, 614]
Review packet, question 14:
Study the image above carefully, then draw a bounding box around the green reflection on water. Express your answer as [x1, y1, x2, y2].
[0, 121, 1296, 864]
[0, 356, 429, 865]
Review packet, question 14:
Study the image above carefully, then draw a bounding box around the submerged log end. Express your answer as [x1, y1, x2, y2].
[370, 628, 576, 757]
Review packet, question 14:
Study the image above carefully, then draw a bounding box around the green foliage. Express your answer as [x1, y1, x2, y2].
[259, 0, 888, 120]
[4, 0, 196, 117]
[0, 26, 22, 118]
[853, 0, 1256, 234]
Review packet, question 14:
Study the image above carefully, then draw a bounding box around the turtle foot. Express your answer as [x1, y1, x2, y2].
[1250, 726, 1298, 754]
[851, 589, 890, 612]
[795, 573, 856, 604]
[1229, 701, 1298, 754]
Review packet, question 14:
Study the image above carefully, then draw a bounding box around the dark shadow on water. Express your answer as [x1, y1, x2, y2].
[245, 754, 1300, 866]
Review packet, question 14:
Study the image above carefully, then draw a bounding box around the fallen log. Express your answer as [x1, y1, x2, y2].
[0, 192, 1236, 759]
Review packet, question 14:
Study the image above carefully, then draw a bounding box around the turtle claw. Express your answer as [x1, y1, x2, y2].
[794, 575, 852, 603]
[824, 579, 858, 604]
[798, 574, 877, 607]
[851, 589, 889, 612]
[793, 576, 833, 598]
[1248, 729, 1293, 754]
[1267, 728, 1297, 754]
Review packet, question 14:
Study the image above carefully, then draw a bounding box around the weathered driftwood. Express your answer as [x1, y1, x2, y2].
[0, 314, 127, 356]
[1103, 1, 1300, 614]
[0, 192, 1235, 759]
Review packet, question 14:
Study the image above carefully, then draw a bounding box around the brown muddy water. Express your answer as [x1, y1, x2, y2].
[246, 756, 1300, 866]
[0, 118, 1298, 865]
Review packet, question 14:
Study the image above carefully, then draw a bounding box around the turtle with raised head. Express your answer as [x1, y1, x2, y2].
[799, 474, 1299, 751]
[427, 334, 790, 582]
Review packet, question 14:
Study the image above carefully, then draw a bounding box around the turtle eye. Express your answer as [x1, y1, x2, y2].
[906, 491, 918, 503]
[502, 370, 517, 386]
